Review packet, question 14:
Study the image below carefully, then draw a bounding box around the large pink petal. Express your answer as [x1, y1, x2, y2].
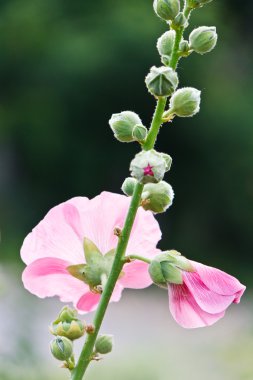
[119, 261, 152, 289]
[192, 261, 246, 299]
[78, 192, 161, 257]
[168, 283, 225, 329]
[183, 272, 235, 314]
[76, 283, 123, 313]
[21, 197, 89, 265]
[22, 257, 87, 303]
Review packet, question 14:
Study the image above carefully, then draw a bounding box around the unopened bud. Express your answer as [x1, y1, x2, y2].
[121, 177, 137, 196]
[179, 40, 190, 57]
[157, 30, 175, 57]
[145, 66, 178, 97]
[56, 306, 77, 323]
[50, 320, 85, 341]
[141, 181, 174, 213]
[50, 336, 73, 361]
[109, 111, 143, 143]
[130, 149, 169, 184]
[153, 0, 180, 21]
[171, 12, 187, 29]
[168, 87, 201, 117]
[95, 334, 113, 354]
[132, 124, 147, 143]
[189, 26, 217, 55]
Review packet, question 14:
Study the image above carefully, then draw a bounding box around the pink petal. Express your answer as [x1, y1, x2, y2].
[76, 292, 101, 313]
[21, 197, 89, 265]
[192, 261, 246, 299]
[183, 272, 235, 314]
[76, 283, 123, 313]
[119, 261, 152, 289]
[168, 283, 225, 329]
[79, 192, 161, 257]
[22, 258, 87, 303]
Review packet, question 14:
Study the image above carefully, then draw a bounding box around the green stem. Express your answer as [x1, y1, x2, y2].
[71, 6, 192, 378]
[71, 98, 166, 380]
[143, 97, 167, 151]
[125, 255, 151, 264]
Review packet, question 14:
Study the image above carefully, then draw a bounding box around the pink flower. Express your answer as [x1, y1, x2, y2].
[21, 192, 161, 313]
[168, 261, 246, 328]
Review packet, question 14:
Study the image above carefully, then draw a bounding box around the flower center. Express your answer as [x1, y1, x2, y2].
[143, 163, 154, 176]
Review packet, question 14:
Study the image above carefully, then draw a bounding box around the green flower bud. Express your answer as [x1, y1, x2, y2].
[161, 55, 171, 66]
[148, 251, 194, 287]
[153, 0, 180, 21]
[50, 336, 73, 361]
[95, 334, 113, 354]
[169, 87, 201, 117]
[160, 153, 172, 171]
[50, 320, 85, 341]
[109, 111, 142, 143]
[141, 181, 174, 213]
[145, 66, 178, 97]
[121, 177, 137, 196]
[187, 0, 213, 9]
[132, 124, 147, 143]
[56, 306, 77, 323]
[189, 26, 217, 55]
[179, 40, 190, 57]
[130, 149, 168, 184]
[157, 30, 175, 57]
[171, 12, 187, 29]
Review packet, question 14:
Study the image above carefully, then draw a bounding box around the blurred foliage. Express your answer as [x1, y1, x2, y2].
[0, 0, 252, 282]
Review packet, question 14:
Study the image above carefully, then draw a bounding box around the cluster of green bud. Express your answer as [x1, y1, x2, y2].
[189, 26, 217, 55]
[109, 111, 147, 144]
[50, 336, 73, 362]
[187, 0, 213, 9]
[49, 306, 85, 341]
[130, 149, 171, 184]
[164, 87, 201, 119]
[148, 250, 194, 288]
[153, 0, 180, 22]
[95, 335, 113, 355]
[145, 66, 178, 97]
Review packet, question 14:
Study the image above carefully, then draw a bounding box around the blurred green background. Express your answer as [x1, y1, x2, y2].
[0, 0, 252, 379]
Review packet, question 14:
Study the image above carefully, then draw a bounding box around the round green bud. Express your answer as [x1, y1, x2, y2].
[187, 0, 213, 9]
[145, 66, 179, 97]
[95, 334, 113, 354]
[132, 124, 147, 143]
[171, 12, 187, 29]
[141, 181, 174, 213]
[179, 40, 190, 57]
[121, 177, 137, 196]
[130, 149, 168, 184]
[189, 26, 217, 55]
[50, 336, 73, 361]
[153, 0, 180, 21]
[56, 306, 77, 323]
[157, 30, 175, 57]
[161, 55, 171, 66]
[169, 87, 201, 117]
[109, 111, 143, 143]
[50, 320, 85, 341]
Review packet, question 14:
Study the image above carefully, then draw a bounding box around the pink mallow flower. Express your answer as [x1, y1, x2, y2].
[21, 192, 161, 313]
[168, 260, 246, 328]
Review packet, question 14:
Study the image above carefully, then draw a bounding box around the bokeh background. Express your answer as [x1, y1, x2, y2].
[0, 0, 252, 379]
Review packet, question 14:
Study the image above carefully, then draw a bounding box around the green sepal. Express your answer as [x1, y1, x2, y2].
[148, 260, 167, 288]
[160, 261, 183, 284]
[67, 264, 88, 282]
[83, 237, 103, 265]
